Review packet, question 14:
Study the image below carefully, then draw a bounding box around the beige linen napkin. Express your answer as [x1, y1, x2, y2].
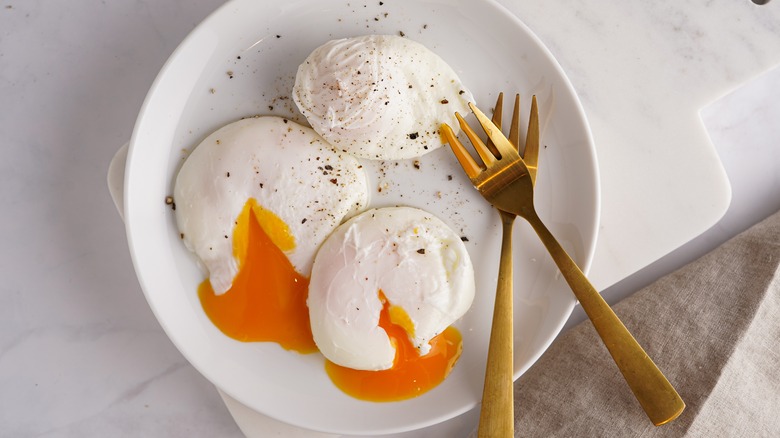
[514, 209, 780, 437]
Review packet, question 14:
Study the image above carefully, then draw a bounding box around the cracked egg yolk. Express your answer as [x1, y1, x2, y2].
[325, 291, 463, 402]
[198, 198, 317, 353]
[198, 199, 462, 401]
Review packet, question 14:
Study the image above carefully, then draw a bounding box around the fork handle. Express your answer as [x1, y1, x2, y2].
[478, 210, 515, 438]
[523, 208, 685, 426]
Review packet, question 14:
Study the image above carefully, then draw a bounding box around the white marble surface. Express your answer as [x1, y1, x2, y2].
[2, 0, 780, 437]
[509, 0, 780, 291]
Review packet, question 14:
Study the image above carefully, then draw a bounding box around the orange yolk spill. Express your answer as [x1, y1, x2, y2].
[196, 199, 462, 399]
[198, 199, 317, 354]
[325, 291, 463, 402]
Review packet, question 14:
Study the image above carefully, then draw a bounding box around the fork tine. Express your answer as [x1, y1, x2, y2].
[491, 93, 504, 131]
[508, 94, 520, 151]
[484, 93, 503, 157]
[456, 112, 498, 165]
[441, 123, 482, 179]
[524, 95, 540, 182]
[468, 102, 519, 160]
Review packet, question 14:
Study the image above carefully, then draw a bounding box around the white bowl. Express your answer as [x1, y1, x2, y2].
[123, 0, 599, 434]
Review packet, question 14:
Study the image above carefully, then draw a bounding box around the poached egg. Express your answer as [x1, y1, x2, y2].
[293, 35, 474, 160]
[173, 116, 369, 351]
[307, 206, 475, 372]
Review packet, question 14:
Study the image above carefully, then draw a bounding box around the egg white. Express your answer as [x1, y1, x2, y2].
[293, 35, 474, 160]
[307, 206, 475, 371]
[174, 116, 369, 295]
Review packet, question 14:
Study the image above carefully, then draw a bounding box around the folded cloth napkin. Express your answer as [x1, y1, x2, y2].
[514, 209, 780, 437]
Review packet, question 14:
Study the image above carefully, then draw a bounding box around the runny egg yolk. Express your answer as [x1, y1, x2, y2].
[197, 199, 463, 399]
[325, 291, 463, 402]
[198, 198, 317, 354]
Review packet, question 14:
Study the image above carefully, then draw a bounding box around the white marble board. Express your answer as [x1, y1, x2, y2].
[505, 0, 780, 290]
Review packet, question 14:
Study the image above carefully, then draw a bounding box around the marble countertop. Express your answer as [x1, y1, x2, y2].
[2, 0, 779, 436]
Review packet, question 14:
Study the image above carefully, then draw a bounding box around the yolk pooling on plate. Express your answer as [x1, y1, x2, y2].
[198, 198, 317, 353]
[325, 291, 463, 402]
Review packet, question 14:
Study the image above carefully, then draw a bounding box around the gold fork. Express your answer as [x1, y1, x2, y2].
[441, 95, 685, 436]
[441, 93, 530, 437]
